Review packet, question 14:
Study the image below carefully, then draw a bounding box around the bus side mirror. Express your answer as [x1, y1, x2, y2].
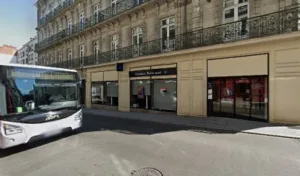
[25, 101, 35, 111]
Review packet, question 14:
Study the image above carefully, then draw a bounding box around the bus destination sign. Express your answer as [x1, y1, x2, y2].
[7, 69, 76, 80]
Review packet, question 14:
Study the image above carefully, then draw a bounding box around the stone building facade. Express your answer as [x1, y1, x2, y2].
[35, 0, 300, 124]
[17, 37, 38, 65]
[36, 0, 299, 69]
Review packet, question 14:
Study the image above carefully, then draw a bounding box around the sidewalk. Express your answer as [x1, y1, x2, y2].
[83, 108, 300, 139]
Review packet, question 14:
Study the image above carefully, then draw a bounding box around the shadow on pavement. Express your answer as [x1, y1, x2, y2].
[80, 113, 230, 135]
[0, 111, 278, 158]
[0, 131, 77, 158]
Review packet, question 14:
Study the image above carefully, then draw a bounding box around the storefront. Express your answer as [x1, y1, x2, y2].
[207, 54, 269, 121]
[129, 66, 177, 112]
[91, 81, 118, 106]
[84, 32, 300, 124]
[90, 70, 119, 107]
[207, 76, 268, 121]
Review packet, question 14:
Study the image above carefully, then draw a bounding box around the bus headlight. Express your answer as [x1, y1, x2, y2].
[4, 124, 23, 135]
[74, 112, 82, 121]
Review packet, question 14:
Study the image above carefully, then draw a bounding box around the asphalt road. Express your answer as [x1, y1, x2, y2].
[0, 113, 300, 176]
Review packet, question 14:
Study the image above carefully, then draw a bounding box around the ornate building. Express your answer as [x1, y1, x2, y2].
[35, 0, 300, 124]
[17, 36, 38, 65]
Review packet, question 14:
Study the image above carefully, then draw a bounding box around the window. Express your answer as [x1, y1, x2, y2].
[130, 79, 177, 111]
[223, 0, 249, 38]
[79, 45, 85, 66]
[132, 27, 143, 56]
[40, 32, 43, 40]
[208, 76, 268, 120]
[48, 2, 54, 10]
[68, 49, 72, 61]
[131, 80, 152, 109]
[135, 0, 144, 5]
[0, 67, 80, 117]
[68, 19, 72, 35]
[41, 9, 45, 17]
[50, 55, 54, 64]
[152, 80, 177, 111]
[111, 0, 117, 15]
[58, 0, 62, 6]
[111, 35, 119, 60]
[58, 52, 62, 63]
[49, 29, 54, 36]
[91, 81, 119, 106]
[93, 41, 99, 61]
[161, 16, 176, 51]
[79, 12, 85, 30]
[79, 45, 85, 58]
[58, 25, 63, 32]
[111, 35, 119, 50]
[94, 5, 100, 23]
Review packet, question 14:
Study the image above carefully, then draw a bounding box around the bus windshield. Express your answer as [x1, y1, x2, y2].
[0, 66, 81, 119]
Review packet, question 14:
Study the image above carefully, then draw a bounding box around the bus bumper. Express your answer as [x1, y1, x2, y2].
[0, 110, 82, 149]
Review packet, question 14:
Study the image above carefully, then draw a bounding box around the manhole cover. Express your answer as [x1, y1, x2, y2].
[130, 167, 163, 176]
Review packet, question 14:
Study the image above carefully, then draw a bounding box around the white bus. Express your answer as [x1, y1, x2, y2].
[0, 63, 82, 149]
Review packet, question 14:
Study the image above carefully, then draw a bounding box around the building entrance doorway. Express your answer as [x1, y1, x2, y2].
[207, 76, 268, 121]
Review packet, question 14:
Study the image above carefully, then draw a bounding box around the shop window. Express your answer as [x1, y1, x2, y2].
[131, 80, 152, 109]
[250, 77, 268, 119]
[130, 79, 177, 112]
[208, 76, 268, 121]
[152, 79, 177, 111]
[91, 81, 118, 106]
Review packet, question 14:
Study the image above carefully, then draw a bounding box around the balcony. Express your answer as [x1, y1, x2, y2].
[40, 7, 300, 69]
[38, 0, 80, 27]
[36, 0, 151, 52]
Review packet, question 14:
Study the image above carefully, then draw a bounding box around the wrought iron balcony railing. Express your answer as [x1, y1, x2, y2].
[38, 0, 79, 26]
[36, 0, 151, 51]
[39, 7, 300, 69]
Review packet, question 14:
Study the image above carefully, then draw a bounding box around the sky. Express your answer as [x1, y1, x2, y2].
[0, 0, 37, 49]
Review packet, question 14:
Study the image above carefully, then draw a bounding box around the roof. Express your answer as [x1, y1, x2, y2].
[0, 63, 77, 72]
[0, 54, 16, 64]
[0, 45, 17, 55]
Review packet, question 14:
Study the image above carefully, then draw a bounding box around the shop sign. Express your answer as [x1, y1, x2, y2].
[129, 68, 177, 77]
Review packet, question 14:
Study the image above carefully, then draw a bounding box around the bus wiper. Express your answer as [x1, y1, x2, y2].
[16, 111, 35, 120]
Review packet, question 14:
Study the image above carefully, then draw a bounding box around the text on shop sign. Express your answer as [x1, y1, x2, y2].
[129, 68, 177, 77]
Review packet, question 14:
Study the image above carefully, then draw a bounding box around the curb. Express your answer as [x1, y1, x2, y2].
[83, 110, 300, 140]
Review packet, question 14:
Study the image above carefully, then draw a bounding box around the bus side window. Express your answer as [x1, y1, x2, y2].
[0, 82, 7, 115]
